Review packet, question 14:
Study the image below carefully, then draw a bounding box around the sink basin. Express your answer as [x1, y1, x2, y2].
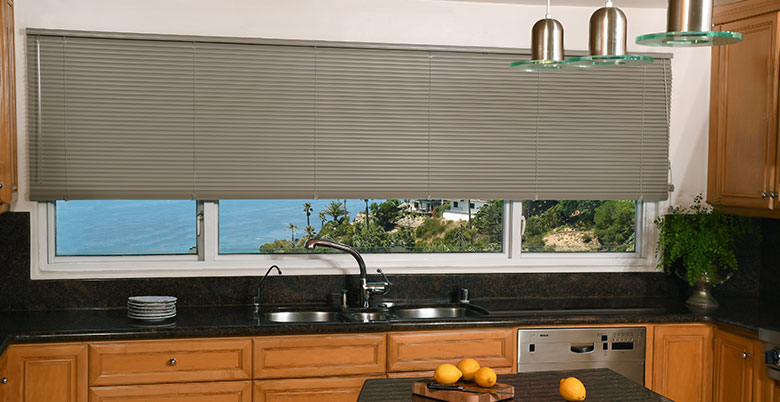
[263, 310, 342, 323]
[391, 305, 486, 320]
[345, 311, 390, 322]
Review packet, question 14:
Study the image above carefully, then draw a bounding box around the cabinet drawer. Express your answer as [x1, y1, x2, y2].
[387, 329, 515, 372]
[89, 380, 252, 402]
[254, 333, 386, 379]
[254, 376, 383, 402]
[89, 338, 252, 386]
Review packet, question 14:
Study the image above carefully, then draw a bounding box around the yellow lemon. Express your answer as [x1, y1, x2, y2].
[474, 367, 497, 388]
[559, 377, 587, 401]
[433, 363, 462, 385]
[456, 358, 481, 381]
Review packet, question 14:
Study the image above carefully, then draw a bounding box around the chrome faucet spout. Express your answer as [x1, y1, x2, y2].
[304, 238, 367, 279]
[253, 265, 282, 313]
[304, 238, 388, 309]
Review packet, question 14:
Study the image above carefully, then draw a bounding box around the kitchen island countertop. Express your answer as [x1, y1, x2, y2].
[358, 368, 673, 401]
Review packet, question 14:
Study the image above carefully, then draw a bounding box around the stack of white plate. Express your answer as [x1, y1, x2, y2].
[127, 296, 177, 321]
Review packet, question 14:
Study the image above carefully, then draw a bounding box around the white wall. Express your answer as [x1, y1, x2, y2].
[9, 0, 711, 276]
[11, 0, 709, 213]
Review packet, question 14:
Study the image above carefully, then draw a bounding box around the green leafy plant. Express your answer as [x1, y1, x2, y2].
[654, 194, 754, 286]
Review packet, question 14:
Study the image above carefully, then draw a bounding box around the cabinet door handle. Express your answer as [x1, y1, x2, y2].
[772, 192, 779, 198]
[761, 192, 769, 198]
[168, 357, 177, 366]
[742, 352, 751, 359]
[1, 377, 7, 384]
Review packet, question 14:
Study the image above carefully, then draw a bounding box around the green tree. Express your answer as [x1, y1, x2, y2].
[304, 225, 316, 238]
[303, 202, 313, 227]
[319, 211, 327, 229]
[287, 222, 298, 242]
[324, 201, 347, 223]
[473, 200, 503, 245]
[593, 201, 636, 251]
[371, 199, 401, 231]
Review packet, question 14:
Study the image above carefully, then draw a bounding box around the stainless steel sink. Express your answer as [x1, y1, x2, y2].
[390, 305, 486, 320]
[345, 311, 390, 322]
[263, 310, 342, 323]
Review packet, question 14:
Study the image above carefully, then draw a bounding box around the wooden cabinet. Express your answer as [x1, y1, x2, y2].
[5, 343, 88, 402]
[88, 338, 252, 386]
[774, 381, 780, 402]
[707, 1, 780, 217]
[387, 328, 515, 374]
[713, 326, 775, 402]
[89, 381, 252, 402]
[0, 351, 7, 402]
[0, 0, 17, 211]
[651, 324, 714, 402]
[254, 376, 383, 402]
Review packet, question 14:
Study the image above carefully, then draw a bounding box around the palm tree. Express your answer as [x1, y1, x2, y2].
[325, 201, 346, 223]
[303, 202, 313, 227]
[364, 199, 370, 231]
[305, 225, 316, 238]
[319, 211, 327, 229]
[287, 223, 298, 243]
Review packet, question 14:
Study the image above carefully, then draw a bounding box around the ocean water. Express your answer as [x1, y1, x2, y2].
[55, 199, 378, 255]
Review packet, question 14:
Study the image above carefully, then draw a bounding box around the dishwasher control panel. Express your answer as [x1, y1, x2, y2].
[518, 327, 646, 385]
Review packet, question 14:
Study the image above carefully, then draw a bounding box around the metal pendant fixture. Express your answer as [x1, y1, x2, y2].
[510, 0, 566, 71]
[563, 1, 653, 67]
[636, 0, 743, 47]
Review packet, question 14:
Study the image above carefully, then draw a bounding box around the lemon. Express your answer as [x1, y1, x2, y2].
[433, 363, 462, 385]
[559, 377, 587, 401]
[474, 367, 497, 388]
[456, 358, 481, 381]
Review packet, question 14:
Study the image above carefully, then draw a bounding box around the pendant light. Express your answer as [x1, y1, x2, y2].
[636, 0, 743, 47]
[562, 1, 653, 67]
[510, 0, 565, 71]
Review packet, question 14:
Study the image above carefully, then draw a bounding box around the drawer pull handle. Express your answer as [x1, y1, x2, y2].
[1, 377, 7, 384]
[742, 352, 751, 359]
[169, 358, 177, 366]
[762, 192, 770, 199]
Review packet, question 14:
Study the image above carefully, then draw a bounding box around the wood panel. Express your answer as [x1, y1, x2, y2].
[89, 380, 252, 402]
[254, 376, 383, 402]
[253, 333, 386, 379]
[89, 338, 252, 386]
[715, 0, 780, 25]
[0, 0, 17, 210]
[651, 324, 713, 402]
[6, 343, 88, 402]
[714, 329, 755, 402]
[0, 351, 7, 402]
[387, 329, 515, 373]
[774, 381, 780, 402]
[708, 12, 780, 210]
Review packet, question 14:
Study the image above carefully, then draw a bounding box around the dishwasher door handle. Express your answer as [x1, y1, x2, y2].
[570, 343, 595, 353]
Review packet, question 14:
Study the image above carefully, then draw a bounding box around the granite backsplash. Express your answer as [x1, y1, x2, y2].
[0, 211, 774, 311]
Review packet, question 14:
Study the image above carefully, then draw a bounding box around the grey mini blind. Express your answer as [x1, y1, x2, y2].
[28, 31, 671, 201]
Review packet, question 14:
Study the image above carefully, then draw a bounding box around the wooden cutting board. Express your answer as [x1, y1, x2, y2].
[412, 380, 515, 402]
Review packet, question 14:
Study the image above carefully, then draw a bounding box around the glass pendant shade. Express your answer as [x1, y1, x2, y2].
[510, 2, 566, 72]
[562, 1, 653, 68]
[636, 0, 743, 47]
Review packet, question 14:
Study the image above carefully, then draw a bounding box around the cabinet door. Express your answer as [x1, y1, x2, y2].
[6, 343, 88, 402]
[254, 333, 385, 379]
[774, 381, 780, 402]
[387, 328, 515, 373]
[254, 376, 382, 402]
[89, 381, 251, 402]
[652, 324, 713, 402]
[708, 12, 780, 210]
[714, 330, 755, 402]
[0, 352, 7, 402]
[0, 0, 17, 209]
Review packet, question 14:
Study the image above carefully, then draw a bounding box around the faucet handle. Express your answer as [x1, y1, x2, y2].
[376, 269, 392, 286]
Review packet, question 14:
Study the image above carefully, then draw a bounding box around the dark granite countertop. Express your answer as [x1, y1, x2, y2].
[0, 297, 776, 356]
[358, 368, 672, 401]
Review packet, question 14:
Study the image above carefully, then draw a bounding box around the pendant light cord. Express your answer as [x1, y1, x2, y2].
[545, 0, 551, 18]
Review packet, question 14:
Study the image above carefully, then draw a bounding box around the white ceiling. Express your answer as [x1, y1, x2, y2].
[436, 0, 738, 9]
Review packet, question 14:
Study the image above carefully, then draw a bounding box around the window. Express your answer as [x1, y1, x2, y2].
[39, 198, 657, 279]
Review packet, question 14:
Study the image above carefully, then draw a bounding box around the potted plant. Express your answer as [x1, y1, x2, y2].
[654, 194, 755, 309]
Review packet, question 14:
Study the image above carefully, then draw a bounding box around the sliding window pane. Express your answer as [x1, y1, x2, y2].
[218, 199, 503, 254]
[522, 200, 637, 252]
[55, 200, 197, 256]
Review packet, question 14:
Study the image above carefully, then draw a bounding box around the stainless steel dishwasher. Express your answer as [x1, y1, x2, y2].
[518, 327, 646, 385]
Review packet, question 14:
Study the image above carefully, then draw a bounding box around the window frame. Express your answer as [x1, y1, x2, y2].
[32, 200, 660, 279]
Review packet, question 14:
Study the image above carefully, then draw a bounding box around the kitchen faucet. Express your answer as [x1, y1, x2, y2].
[304, 238, 390, 309]
[253, 265, 282, 313]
